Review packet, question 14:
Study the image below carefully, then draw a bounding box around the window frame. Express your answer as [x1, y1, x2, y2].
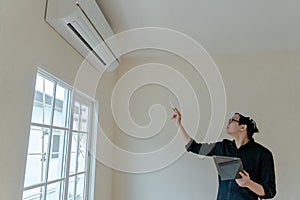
[23, 69, 97, 200]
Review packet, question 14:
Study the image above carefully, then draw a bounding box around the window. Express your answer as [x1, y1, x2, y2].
[23, 70, 96, 200]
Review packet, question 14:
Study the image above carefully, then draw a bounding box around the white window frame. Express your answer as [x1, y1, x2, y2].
[23, 68, 97, 200]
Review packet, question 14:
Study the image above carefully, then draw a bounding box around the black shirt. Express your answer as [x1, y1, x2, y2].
[185, 139, 276, 200]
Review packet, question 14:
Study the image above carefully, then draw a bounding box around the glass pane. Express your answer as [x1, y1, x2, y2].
[24, 156, 45, 188]
[35, 74, 44, 93]
[77, 134, 88, 173]
[75, 174, 86, 200]
[69, 133, 78, 175]
[23, 186, 44, 200]
[67, 176, 75, 200]
[48, 129, 67, 181]
[72, 102, 80, 131]
[80, 104, 89, 132]
[45, 79, 54, 96]
[46, 181, 64, 200]
[31, 75, 54, 125]
[24, 126, 49, 187]
[53, 85, 70, 128]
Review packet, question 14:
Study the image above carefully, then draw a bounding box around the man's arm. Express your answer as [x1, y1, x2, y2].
[172, 107, 191, 144]
[258, 151, 277, 198]
[236, 151, 276, 199]
[171, 107, 218, 156]
[236, 170, 265, 196]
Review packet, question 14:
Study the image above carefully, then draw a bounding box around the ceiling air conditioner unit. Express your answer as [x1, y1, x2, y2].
[45, 0, 120, 71]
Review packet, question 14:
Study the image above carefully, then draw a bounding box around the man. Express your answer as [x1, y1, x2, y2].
[172, 108, 276, 200]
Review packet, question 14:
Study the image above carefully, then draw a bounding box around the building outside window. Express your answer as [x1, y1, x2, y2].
[23, 69, 97, 200]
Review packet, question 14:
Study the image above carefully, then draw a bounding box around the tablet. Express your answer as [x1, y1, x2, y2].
[213, 155, 244, 181]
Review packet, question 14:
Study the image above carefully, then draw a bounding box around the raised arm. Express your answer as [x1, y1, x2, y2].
[172, 107, 218, 156]
[171, 107, 191, 144]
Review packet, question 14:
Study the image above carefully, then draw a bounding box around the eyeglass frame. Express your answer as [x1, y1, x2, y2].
[228, 118, 240, 123]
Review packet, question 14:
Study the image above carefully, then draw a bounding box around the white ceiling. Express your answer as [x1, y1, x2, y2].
[96, 0, 300, 55]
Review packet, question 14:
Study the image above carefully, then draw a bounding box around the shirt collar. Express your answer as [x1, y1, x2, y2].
[231, 138, 255, 149]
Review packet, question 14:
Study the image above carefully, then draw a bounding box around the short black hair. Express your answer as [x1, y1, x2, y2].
[235, 113, 259, 139]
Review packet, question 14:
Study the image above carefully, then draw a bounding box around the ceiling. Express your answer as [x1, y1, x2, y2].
[96, 0, 300, 55]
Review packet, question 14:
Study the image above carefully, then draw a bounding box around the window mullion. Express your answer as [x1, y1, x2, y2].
[81, 104, 92, 200]
[61, 90, 72, 200]
[73, 103, 82, 199]
[42, 78, 46, 126]
[63, 90, 75, 200]
[40, 78, 46, 198]
[63, 130, 72, 200]
[60, 90, 71, 199]
[31, 122, 70, 131]
[24, 178, 66, 191]
[43, 80, 57, 200]
[84, 108, 93, 200]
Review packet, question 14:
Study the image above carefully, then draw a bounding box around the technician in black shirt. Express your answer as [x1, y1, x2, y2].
[172, 109, 276, 200]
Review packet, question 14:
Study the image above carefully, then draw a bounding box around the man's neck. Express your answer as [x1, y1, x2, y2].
[235, 136, 250, 149]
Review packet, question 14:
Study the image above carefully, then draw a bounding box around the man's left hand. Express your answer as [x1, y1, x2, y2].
[235, 170, 251, 187]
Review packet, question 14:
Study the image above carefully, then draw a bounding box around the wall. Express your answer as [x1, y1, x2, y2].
[110, 51, 300, 200]
[0, 0, 114, 199]
[111, 53, 220, 200]
[94, 69, 117, 200]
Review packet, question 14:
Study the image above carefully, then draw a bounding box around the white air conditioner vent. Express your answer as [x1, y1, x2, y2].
[45, 0, 120, 71]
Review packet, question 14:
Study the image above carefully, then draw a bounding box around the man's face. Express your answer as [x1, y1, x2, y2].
[226, 114, 241, 135]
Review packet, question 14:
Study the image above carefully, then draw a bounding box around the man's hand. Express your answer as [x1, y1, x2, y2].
[235, 170, 251, 187]
[171, 107, 191, 144]
[235, 170, 266, 196]
[171, 107, 182, 126]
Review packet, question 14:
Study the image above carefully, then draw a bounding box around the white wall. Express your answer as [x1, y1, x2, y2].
[94, 69, 117, 200]
[0, 1, 114, 199]
[110, 53, 219, 200]
[110, 52, 300, 200]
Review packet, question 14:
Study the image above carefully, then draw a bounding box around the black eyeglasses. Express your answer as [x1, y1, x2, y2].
[228, 118, 240, 123]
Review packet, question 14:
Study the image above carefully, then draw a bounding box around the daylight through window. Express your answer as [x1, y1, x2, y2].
[23, 70, 96, 200]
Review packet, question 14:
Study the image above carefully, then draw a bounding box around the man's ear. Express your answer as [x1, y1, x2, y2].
[241, 124, 247, 131]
